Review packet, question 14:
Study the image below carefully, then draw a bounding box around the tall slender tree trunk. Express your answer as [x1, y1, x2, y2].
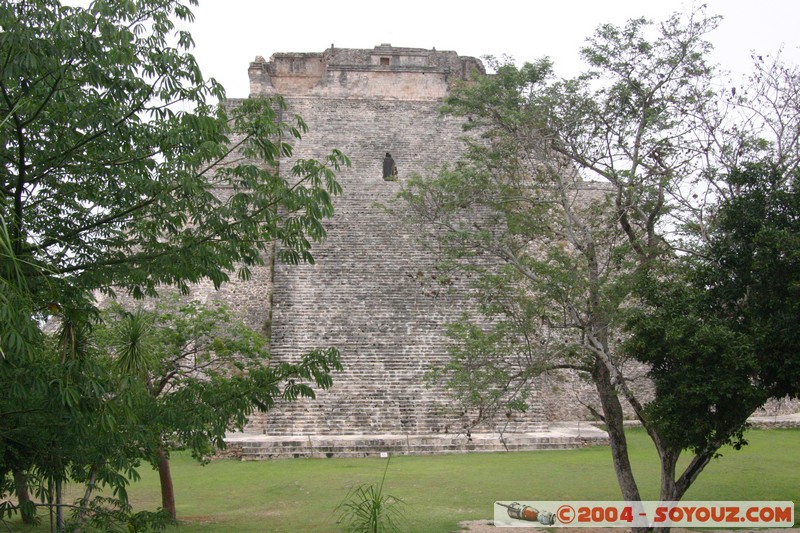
[584, 241, 647, 531]
[13, 469, 34, 525]
[72, 465, 100, 533]
[157, 446, 177, 522]
[594, 365, 651, 533]
[48, 478, 54, 533]
[593, 359, 643, 502]
[55, 478, 65, 532]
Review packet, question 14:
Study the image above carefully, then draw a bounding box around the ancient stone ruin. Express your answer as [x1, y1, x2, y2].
[215, 45, 608, 459]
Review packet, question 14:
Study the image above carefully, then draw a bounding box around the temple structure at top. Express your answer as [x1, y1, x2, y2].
[247, 44, 485, 100]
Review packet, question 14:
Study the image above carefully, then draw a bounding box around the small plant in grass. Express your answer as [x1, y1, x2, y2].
[335, 457, 405, 533]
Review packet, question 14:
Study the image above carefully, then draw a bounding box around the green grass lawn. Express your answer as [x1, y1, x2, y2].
[7, 429, 799, 532]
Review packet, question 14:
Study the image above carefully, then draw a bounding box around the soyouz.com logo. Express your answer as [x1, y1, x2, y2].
[493, 501, 795, 528]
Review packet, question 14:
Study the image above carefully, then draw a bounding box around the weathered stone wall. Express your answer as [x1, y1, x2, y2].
[756, 397, 800, 417]
[248, 44, 484, 100]
[234, 46, 552, 439]
[237, 45, 642, 440]
[243, 92, 548, 437]
[540, 363, 655, 422]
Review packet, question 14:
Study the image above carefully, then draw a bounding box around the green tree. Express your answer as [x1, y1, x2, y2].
[398, 7, 798, 526]
[1, 0, 347, 529]
[0, 0, 347, 314]
[97, 299, 341, 522]
[1, 310, 160, 532]
[704, 163, 800, 398]
[625, 161, 800, 465]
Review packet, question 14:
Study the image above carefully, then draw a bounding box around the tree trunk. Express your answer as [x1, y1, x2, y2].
[157, 446, 177, 522]
[592, 358, 649, 533]
[55, 478, 65, 533]
[48, 478, 54, 533]
[13, 469, 34, 525]
[583, 235, 649, 532]
[72, 465, 100, 533]
[658, 447, 681, 501]
[651, 446, 682, 533]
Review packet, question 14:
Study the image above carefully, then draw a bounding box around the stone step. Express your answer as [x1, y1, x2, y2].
[225, 431, 608, 460]
[246, 416, 550, 436]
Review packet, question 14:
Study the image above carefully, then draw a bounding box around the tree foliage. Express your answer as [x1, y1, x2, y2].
[94, 299, 341, 522]
[626, 162, 800, 453]
[398, 5, 799, 519]
[1, 0, 347, 529]
[98, 298, 342, 460]
[1, 0, 347, 317]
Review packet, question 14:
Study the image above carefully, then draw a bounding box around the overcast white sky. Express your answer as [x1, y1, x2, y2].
[186, 0, 800, 98]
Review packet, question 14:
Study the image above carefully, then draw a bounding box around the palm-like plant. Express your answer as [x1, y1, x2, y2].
[335, 458, 405, 533]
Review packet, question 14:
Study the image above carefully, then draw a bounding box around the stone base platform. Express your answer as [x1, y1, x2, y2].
[223, 422, 609, 460]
